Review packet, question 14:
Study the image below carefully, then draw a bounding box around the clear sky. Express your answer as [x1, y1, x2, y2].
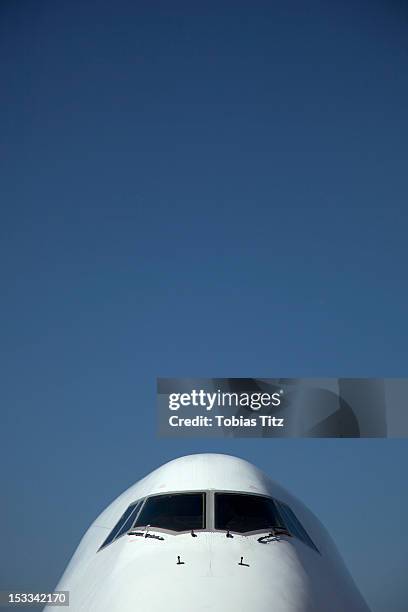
[1, 1, 407, 611]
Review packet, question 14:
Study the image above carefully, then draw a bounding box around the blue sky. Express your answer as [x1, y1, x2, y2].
[1, 1, 407, 610]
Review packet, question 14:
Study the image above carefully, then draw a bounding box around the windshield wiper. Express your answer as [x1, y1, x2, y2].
[273, 526, 291, 536]
[257, 527, 291, 543]
[127, 529, 164, 541]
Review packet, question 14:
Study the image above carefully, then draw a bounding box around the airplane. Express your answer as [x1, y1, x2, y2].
[47, 453, 371, 611]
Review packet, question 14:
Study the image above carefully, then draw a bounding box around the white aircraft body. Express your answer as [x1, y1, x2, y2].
[48, 454, 371, 611]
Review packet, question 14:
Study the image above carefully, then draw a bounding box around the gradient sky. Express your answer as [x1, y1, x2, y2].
[1, 2, 408, 611]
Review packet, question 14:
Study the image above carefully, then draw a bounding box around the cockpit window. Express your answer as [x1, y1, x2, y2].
[99, 499, 144, 550]
[98, 491, 319, 554]
[133, 492, 205, 532]
[275, 501, 320, 553]
[214, 493, 283, 533]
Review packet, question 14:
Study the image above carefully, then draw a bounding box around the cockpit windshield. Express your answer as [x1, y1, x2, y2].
[98, 490, 319, 553]
[214, 492, 283, 533]
[133, 492, 205, 532]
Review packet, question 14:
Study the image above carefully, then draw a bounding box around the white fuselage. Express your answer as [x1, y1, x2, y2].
[48, 454, 371, 612]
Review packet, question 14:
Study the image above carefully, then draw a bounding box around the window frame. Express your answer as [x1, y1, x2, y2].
[97, 489, 320, 554]
[131, 490, 207, 534]
[274, 499, 320, 554]
[211, 490, 320, 553]
[98, 490, 207, 551]
[213, 490, 285, 535]
[98, 498, 145, 551]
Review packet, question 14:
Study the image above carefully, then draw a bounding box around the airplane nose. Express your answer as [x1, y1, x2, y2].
[90, 540, 318, 612]
[100, 574, 315, 612]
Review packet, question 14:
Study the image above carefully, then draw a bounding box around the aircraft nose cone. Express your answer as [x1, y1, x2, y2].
[101, 574, 315, 612]
[91, 542, 317, 612]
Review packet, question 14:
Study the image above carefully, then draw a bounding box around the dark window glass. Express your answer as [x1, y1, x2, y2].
[275, 501, 319, 553]
[133, 493, 205, 532]
[114, 500, 143, 540]
[214, 493, 283, 533]
[99, 502, 140, 550]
